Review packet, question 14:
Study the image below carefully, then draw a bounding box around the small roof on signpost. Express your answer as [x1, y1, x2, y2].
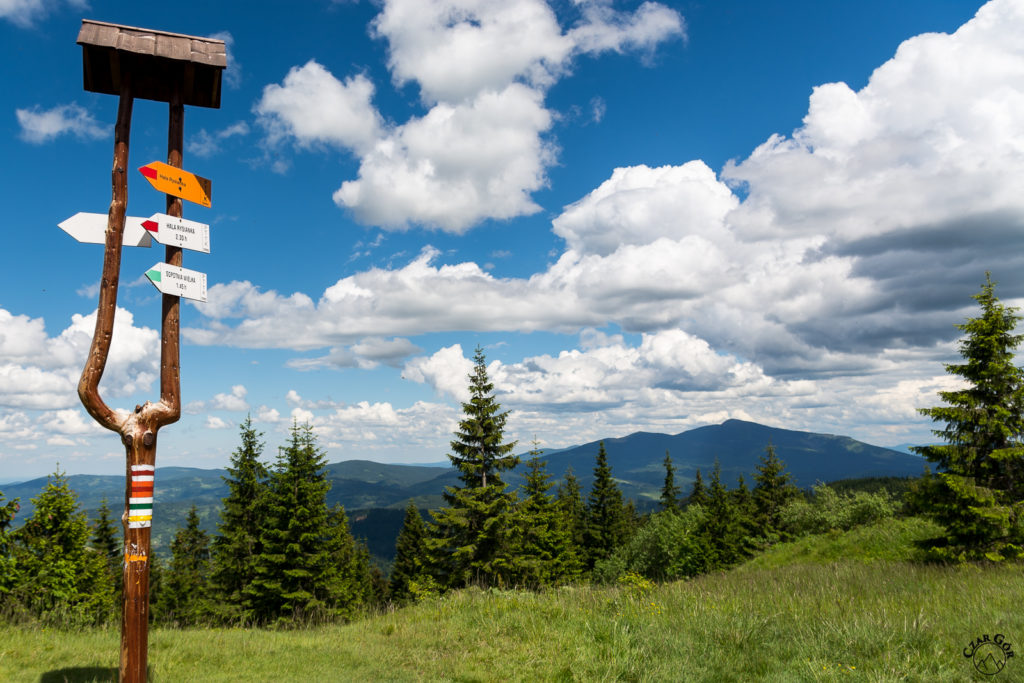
[77, 19, 226, 108]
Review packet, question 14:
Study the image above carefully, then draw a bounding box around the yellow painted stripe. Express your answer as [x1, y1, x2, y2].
[126, 555, 147, 563]
[127, 515, 152, 522]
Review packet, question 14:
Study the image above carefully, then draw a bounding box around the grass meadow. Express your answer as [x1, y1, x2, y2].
[2, 517, 1022, 682]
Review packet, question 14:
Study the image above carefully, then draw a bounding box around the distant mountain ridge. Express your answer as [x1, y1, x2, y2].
[544, 419, 924, 506]
[2, 419, 924, 559]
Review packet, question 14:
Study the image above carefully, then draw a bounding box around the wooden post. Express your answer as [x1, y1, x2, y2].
[74, 22, 224, 682]
[117, 86, 187, 683]
[76, 66, 189, 683]
[74, 71, 182, 683]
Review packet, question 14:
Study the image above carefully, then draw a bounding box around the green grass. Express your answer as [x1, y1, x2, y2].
[3, 518, 1022, 682]
[743, 516, 944, 568]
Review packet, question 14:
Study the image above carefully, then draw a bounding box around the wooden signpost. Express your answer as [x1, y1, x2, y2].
[71, 20, 224, 683]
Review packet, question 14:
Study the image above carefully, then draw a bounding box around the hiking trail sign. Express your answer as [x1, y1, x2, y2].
[144, 262, 208, 302]
[58, 212, 153, 247]
[142, 213, 210, 253]
[139, 160, 212, 207]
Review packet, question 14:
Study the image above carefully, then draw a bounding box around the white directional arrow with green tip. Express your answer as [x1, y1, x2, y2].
[145, 263, 207, 302]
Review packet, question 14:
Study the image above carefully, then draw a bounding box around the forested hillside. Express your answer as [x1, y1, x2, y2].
[2, 418, 921, 558]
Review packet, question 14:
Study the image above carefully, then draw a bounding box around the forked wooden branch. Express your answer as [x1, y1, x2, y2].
[77, 85, 183, 441]
[77, 78, 133, 435]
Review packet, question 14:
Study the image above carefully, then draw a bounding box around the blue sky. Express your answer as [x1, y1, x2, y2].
[1, 0, 1018, 481]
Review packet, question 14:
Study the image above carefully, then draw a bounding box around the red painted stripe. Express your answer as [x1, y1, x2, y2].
[142, 220, 158, 233]
[139, 165, 157, 180]
[132, 484, 154, 494]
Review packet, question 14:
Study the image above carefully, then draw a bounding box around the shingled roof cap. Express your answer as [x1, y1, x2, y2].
[77, 20, 226, 108]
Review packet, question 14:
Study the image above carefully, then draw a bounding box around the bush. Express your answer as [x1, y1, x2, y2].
[780, 484, 897, 537]
[594, 506, 710, 583]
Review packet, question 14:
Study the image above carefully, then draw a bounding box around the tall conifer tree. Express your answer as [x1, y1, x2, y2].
[211, 415, 268, 622]
[752, 444, 799, 538]
[390, 500, 429, 603]
[510, 455, 580, 587]
[732, 474, 758, 555]
[251, 422, 334, 623]
[0, 491, 19, 600]
[914, 274, 1024, 560]
[556, 467, 587, 561]
[583, 442, 628, 568]
[158, 505, 211, 626]
[660, 451, 681, 512]
[702, 460, 742, 568]
[147, 551, 164, 624]
[427, 346, 518, 588]
[11, 469, 113, 624]
[91, 498, 121, 595]
[687, 468, 709, 507]
[323, 503, 376, 620]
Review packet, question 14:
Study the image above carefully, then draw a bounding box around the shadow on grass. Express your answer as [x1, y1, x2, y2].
[40, 667, 118, 683]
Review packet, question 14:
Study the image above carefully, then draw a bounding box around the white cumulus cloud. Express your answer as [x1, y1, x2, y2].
[403, 344, 475, 402]
[185, 385, 249, 414]
[0, 307, 160, 410]
[256, 0, 683, 232]
[16, 103, 106, 144]
[334, 84, 555, 231]
[255, 60, 383, 155]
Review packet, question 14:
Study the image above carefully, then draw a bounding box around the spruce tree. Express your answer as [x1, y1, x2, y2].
[211, 415, 268, 622]
[390, 500, 429, 604]
[583, 442, 628, 568]
[427, 346, 518, 588]
[509, 456, 580, 587]
[687, 468, 709, 507]
[701, 460, 744, 569]
[91, 498, 122, 596]
[158, 505, 211, 626]
[147, 551, 163, 623]
[914, 274, 1024, 560]
[251, 422, 335, 623]
[659, 451, 681, 512]
[0, 492, 20, 601]
[732, 474, 758, 553]
[752, 444, 799, 538]
[556, 467, 587, 562]
[363, 552, 389, 607]
[11, 469, 113, 624]
[322, 503, 375, 620]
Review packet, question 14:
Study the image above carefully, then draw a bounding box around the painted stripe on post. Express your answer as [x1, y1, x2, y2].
[129, 466, 155, 529]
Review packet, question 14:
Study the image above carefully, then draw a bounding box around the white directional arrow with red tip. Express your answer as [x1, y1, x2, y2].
[141, 213, 210, 253]
[58, 213, 153, 247]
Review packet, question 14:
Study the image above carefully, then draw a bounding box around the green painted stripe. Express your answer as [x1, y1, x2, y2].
[146, 269, 161, 282]
[129, 503, 152, 510]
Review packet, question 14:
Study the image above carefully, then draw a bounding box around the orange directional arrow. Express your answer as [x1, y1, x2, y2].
[139, 161, 212, 208]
